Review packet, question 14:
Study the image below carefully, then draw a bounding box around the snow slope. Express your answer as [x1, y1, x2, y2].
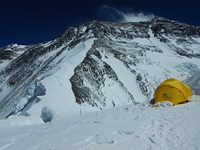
[0, 96, 199, 150]
[102, 54, 146, 102]
[26, 38, 97, 118]
[185, 72, 200, 95]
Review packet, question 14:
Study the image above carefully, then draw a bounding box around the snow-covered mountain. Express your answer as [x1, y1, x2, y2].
[0, 16, 200, 120]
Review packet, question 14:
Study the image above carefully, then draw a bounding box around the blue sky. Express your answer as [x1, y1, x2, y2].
[0, 0, 199, 47]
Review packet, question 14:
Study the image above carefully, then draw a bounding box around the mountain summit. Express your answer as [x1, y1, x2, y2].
[0, 17, 200, 119]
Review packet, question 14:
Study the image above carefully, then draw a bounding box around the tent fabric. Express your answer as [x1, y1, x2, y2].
[154, 78, 192, 105]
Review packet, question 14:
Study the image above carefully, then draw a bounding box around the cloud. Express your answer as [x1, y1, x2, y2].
[97, 5, 155, 23]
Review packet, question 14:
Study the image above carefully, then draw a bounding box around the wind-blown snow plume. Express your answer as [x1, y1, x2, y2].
[122, 12, 155, 22]
[97, 5, 154, 22]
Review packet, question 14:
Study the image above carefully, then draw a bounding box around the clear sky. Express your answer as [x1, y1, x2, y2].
[0, 0, 199, 47]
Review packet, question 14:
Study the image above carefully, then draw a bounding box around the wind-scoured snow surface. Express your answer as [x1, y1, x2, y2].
[0, 96, 200, 150]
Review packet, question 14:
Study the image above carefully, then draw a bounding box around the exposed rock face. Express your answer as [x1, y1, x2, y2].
[0, 17, 200, 118]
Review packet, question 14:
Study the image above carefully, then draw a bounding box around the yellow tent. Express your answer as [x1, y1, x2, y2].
[154, 78, 192, 105]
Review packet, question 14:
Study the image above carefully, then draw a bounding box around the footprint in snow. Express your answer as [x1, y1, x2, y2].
[83, 135, 115, 145]
[93, 121, 100, 123]
[93, 135, 115, 145]
[118, 130, 134, 135]
[148, 137, 156, 144]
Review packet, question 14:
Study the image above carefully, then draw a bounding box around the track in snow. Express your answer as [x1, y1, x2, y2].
[0, 96, 200, 150]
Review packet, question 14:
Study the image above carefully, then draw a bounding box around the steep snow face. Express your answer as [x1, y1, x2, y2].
[184, 72, 200, 95]
[0, 17, 200, 119]
[0, 96, 200, 150]
[26, 38, 96, 118]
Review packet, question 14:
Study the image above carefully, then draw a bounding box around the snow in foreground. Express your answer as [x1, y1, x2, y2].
[0, 96, 200, 150]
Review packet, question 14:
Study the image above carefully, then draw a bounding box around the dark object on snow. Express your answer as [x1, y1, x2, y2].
[40, 107, 54, 123]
